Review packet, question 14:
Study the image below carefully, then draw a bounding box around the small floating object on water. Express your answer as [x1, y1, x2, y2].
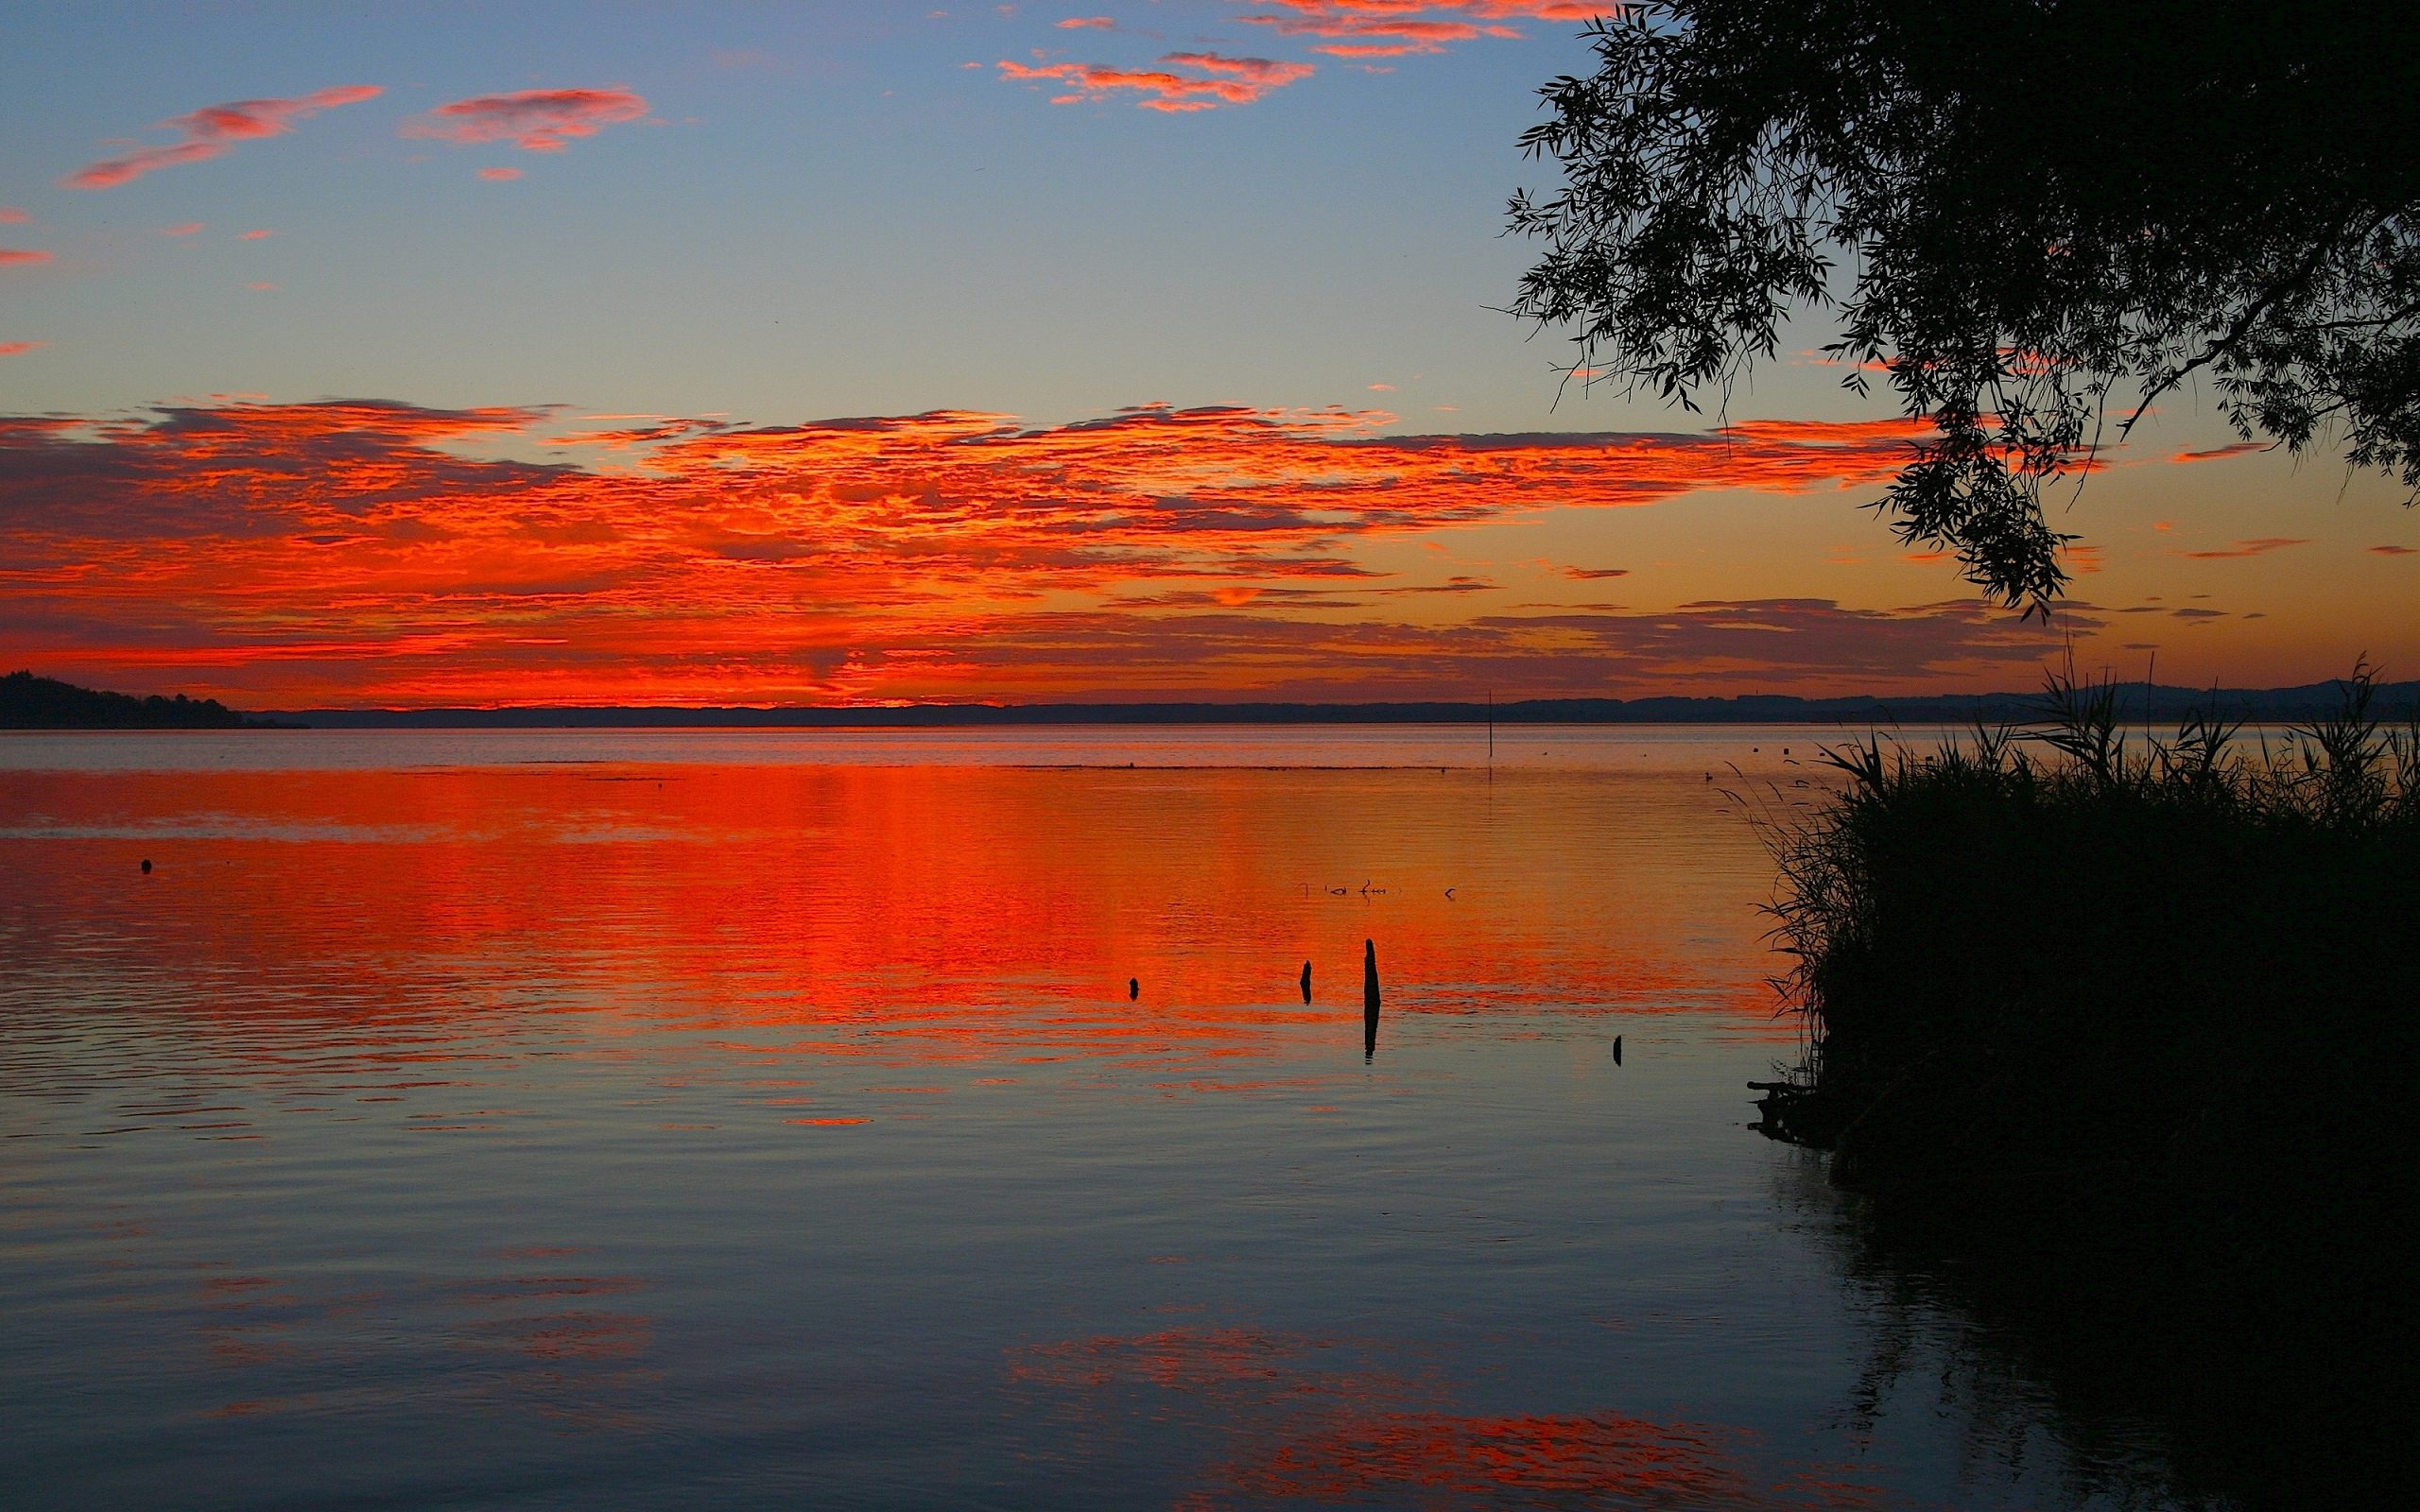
[1129, 977, 1139, 1001]
[140, 858, 152, 874]
[1443, 886, 1456, 900]
[1300, 960, 1312, 1004]
[1612, 1035, 1622, 1066]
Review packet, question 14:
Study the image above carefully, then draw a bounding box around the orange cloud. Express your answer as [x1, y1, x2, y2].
[403, 88, 649, 153]
[0, 395, 1988, 708]
[0, 249, 53, 266]
[1000, 52, 1314, 111]
[0, 340, 44, 356]
[2179, 538, 2309, 559]
[61, 85, 382, 189]
[240, 228, 274, 239]
[1057, 14, 1115, 25]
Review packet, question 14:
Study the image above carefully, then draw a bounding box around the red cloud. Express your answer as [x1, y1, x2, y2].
[61, 86, 382, 189]
[1000, 53, 1314, 111]
[0, 395, 1967, 707]
[1058, 14, 1115, 25]
[0, 249, 53, 266]
[0, 341, 44, 356]
[161, 221, 205, 236]
[403, 88, 649, 152]
[1239, 1, 1593, 51]
[240, 228, 273, 240]
[0, 206, 26, 224]
[478, 166, 525, 181]
[2179, 537, 2309, 559]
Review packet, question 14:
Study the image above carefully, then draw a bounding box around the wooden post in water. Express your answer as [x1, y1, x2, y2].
[1362, 939, 1381, 1058]
[1300, 960, 1312, 1005]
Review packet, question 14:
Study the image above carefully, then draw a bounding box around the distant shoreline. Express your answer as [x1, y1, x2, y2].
[11, 670, 2415, 731]
[279, 681, 2418, 730]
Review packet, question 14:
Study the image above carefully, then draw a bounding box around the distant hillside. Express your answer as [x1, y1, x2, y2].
[1, 672, 296, 730]
[292, 679, 2420, 729]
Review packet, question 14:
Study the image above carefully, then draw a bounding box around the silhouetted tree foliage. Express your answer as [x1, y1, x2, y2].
[0, 671, 268, 729]
[1507, 2, 2420, 611]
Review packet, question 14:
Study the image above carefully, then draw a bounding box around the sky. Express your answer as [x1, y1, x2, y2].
[1, 1, 2411, 710]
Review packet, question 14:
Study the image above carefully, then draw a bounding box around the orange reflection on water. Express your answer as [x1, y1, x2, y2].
[1212, 1412, 1881, 1510]
[1008, 1323, 1880, 1512]
[1, 756, 1776, 1081]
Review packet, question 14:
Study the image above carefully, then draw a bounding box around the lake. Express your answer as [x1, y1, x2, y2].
[1, 727, 2193, 1509]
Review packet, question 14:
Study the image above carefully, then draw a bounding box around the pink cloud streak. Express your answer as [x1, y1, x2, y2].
[1000, 52, 1314, 112]
[61, 85, 383, 189]
[403, 88, 649, 153]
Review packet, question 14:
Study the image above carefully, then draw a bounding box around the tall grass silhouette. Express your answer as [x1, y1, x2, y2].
[1754, 659, 2415, 1505]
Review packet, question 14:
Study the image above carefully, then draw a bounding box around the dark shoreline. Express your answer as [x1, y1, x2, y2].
[271, 678, 2420, 729]
[15, 667, 2415, 731]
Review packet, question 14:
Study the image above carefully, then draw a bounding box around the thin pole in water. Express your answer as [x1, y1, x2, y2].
[1487, 688, 1495, 767]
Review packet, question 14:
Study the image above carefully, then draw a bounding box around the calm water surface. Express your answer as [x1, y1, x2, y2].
[3, 727, 2185, 1509]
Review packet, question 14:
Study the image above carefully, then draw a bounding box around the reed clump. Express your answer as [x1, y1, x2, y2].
[1765, 658, 2415, 1180]
[1761, 659, 2416, 1503]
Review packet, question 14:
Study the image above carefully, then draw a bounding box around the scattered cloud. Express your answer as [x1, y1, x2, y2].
[477, 166, 525, 181]
[0, 248, 54, 266]
[2171, 439, 2270, 464]
[2178, 537, 2309, 559]
[403, 88, 650, 153]
[62, 85, 383, 189]
[1560, 566, 1629, 580]
[0, 340, 44, 357]
[1000, 52, 1312, 111]
[0, 206, 26, 224]
[1237, 2, 1596, 57]
[2369, 544, 2416, 557]
[240, 228, 274, 239]
[999, 2, 1591, 109]
[161, 221, 205, 236]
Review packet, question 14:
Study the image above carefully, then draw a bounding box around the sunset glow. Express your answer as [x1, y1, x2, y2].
[2, 3, 2409, 708]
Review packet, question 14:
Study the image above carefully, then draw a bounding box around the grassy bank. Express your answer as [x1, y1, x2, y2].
[1756, 662, 2416, 1502]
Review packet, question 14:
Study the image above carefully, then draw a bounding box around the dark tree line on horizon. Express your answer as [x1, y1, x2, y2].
[1509, 0, 2420, 612]
[0, 671, 277, 730]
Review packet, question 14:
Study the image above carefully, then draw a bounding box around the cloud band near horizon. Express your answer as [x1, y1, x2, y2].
[0, 393, 2076, 707]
